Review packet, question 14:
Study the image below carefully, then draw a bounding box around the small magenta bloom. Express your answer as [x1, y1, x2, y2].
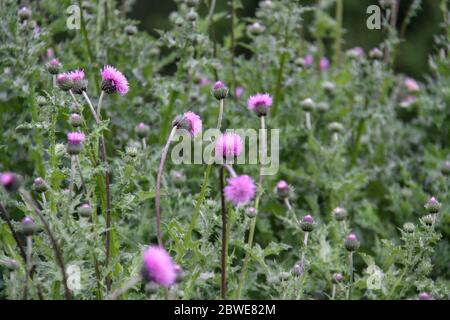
[276, 180, 289, 199]
[0, 172, 21, 193]
[46, 48, 54, 59]
[300, 214, 315, 232]
[68, 69, 85, 82]
[418, 292, 431, 300]
[347, 47, 365, 59]
[235, 86, 244, 98]
[212, 81, 228, 100]
[101, 65, 129, 95]
[213, 81, 225, 90]
[404, 77, 419, 92]
[333, 272, 344, 283]
[142, 246, 177, 287]
[224, 175, 256, 206]
[320, 57, 329, 71]
[247, 93, 272, 116]
[67, 132, 86, 155]
[182, 111, 202, 137]
[304, 54, 314, 67]
[215, 133, 243, 158]
[46, 59, 62, 74]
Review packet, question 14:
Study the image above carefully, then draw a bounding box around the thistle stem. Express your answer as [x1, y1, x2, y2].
[70, 155, 76, 196]
[0, 203, 27, 262]
[347, 251, 354, 300]
[76, 156, 88, 195]
[305, 112, 311, 131]
[142, 138, 147, 150]
[284, 198, 293, 212]
[97, 90, 105, 116]
[155, 126, 178, 247]
[219, 166, 227, 299]
[217, 99, 224, 130]
[259, 115, 266, 186]
[23, 236, 32, 300]
[19, 188, 72, 300]
[332, 284, 337, 300]
[223, 163, 237, 177]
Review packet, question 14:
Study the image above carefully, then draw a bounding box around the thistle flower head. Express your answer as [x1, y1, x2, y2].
[142, 246, 177, 287]
[246, 207, 257, 218]
[304, 54, 314, 67]
[101, 65, 129, 95]
[332, 207, 347, 221]
[424, 197, 441, 214]
[78, 203, 93, 218]
[215, 133, 243, 158]
[235, 86, 244, 98]
[18, 7, 31, 21]
[247, 93, 272, 116]
[301, 98, 315, 112]
[418, 292, 431, 300]
[276, 180, 289, 199]
[212, 81, 228, 100]
[369, 47, 383, 60]
[174, 111, 202, 137]
[224, 175, 257, 206]
[344, 233, 360, 251]
[320, 57, 330, 71]
[135, 122, 150, 138]
[33, 177, 47, 193]
[347, 47, 365, 59]
[404, 77, 420, 92]
[300, 215, 315, 232]
[333, 272, 344, 283]
[56, 73, 74, 91]
[67, 132, 86, 155]
[68, 69, 87, 94]
[68, 69, 85, 82]
[0, 172, 21, 193]
[21, 216, 37, 236]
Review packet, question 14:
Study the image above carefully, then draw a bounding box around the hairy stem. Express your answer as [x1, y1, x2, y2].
[155, 126, 177, 247]
[19, 188, 72, 300]
[219, 166, 228, 299]
[347, 251, 353, 300]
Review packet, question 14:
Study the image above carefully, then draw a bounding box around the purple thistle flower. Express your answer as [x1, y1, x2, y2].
[0, 172, 21, 193]
[182, 111, 202, 137]
[142, 246, 177, 287]
[235, 86, 244, 98]
[247, 93, 272, 116]
[67, 132, 85, 145]
[46, 48, 54, 59]
[101, 65, 129, 96]
[68, 69, 85, 82]
[213, 81, 225, 90]
[224, 175, 256, 206]
[215, 133, 243, 158]
[304, 54, 314, 67]
[320, 57, 329, 71]
[418, 292, 431, 300]
[404, 77, 420, 92]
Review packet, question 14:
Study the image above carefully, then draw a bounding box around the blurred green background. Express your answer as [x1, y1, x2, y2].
[130, 0, 443, 80]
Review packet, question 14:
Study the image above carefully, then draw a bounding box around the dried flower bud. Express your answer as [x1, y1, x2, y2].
[33, 177, 47, 193]
[332, 207, 347, 221]
[300, 215, 315, 232]
[344, 233, 360, 251]
[422, 214, 436, 226]
[424, 197, 441, 214]
[126, 146, 138, 158]
[69, 113, 83, 128]
[403, 222, 415, 233]
[21, 216, 37, 236]
[78, 203, 93, 218]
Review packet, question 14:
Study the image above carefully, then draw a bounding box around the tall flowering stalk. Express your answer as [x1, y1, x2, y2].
[155, 112, 202, 247]
[185, 82, 228, 242]
[237, 93, 272, 298]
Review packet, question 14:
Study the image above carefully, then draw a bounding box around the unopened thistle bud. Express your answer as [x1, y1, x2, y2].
[344, 233, 360, 251]
[333, 272, 344, 284]
[424, 197, 441, 214]
[78, 203, 93, 218]
[418, 292, 431, 300]
[441, 160, 450, 176]
[247, 22, 265, 35]
[124, 25, 138, 36]
[56, 74, 74, 92]
[18, 7, 31, 22]
[322, 81, 336, 94]
[300, 215, 315, 232]
[212, 81, 228, 100]
[403, 222, 415, 233]
[246, 207, 257, 218]
[275, 180, 290, 199]
[21, 216, 37, 236]
[33, 177, 47, 193]
[422, 214, 436, 226]
[0, 172, 22, 193]
[332, 207, 347, 221]
[46, 59, 62, 75]
[369, 48, 383, 60]
[328, 122, 344, 133]
[135, 122, 150, 138]
[186, 10, 198, 22]
[126, 146, 138, 158]
[301, 98, 315, 112]
[36, 95, 47, 107]
[69, 113, 83, 128]
[170, 170, 186, 185]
